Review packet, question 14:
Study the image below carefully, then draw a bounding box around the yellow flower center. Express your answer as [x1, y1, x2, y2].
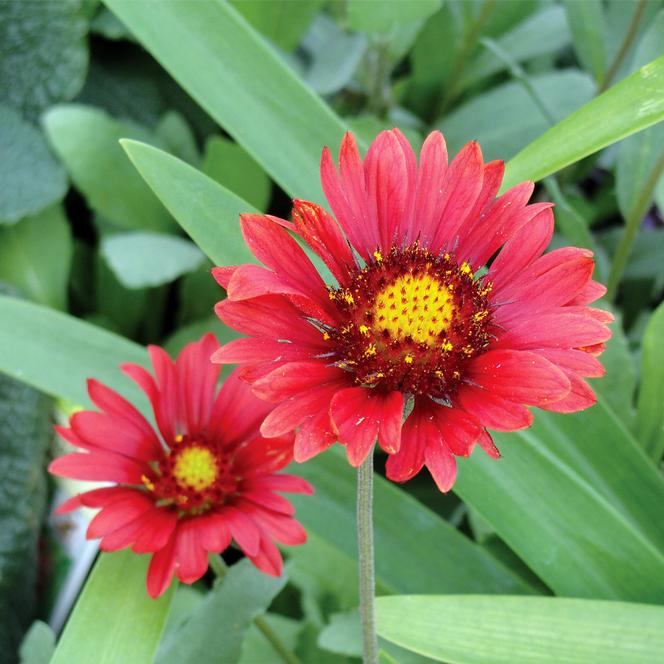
[373, 273, 455, 346]
[172, 446, 219, 492]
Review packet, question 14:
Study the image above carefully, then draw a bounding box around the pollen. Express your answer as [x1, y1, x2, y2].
[172, 446, 219, 492]
[326, 243, 493, 398]
[373, 273, 455, 345]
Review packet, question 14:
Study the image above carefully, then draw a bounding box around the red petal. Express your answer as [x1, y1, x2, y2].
[248, 532, 283, 577]
[244, 474, 315, 495]
[87, 491, 154, 539]
[385, 398, 431, 483]
[539, 372, 597, 413]
[133, 507, 178, 553]
[147, 532, 178, 598]
[194, 513, 232, 552]
[294, 409, 337, 462]
[456, 385, 533, 431]
[221, 506, 261, 556]
[424, 442, 457, 493]
[468, 350, 571, 407]
[174, 519, 209, 584]
[49, 452, 146, 484]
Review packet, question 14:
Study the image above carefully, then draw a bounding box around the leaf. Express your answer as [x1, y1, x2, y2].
[0, 205, 72, 309]
[636, 300, 664, 461]
[460, 5, 572, 91]
[0, 105, 67, 225]
[318, 610, 362, 657]
[0, 0, 88, 119]
[503, 53, 664, 191]
[230, 0, 323, 52]
[42, 104, 173, 232]
[155, 111, 199, 167]
[121, 140, 257, 266]
[18, 621, 56, 664]
[51, 551, 175, 664]
[439, 70, 595, 162]
[376, 595, 664, 664]
[202, 136, 271, 211]
[0, 295, 533, 599]
[100, 232, 205, 289]
[0, 371, 51, 659]
[615, 10, 664, 221]
[346, 0, 441, 33]
[239, 614, 302, 664]
[301, 15, 368, 96]
[563, 0, 606, 83]
[104, 0, 351, 204]
[156, 559, 287, 664]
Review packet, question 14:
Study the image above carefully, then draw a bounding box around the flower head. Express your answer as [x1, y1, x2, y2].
[49, 334, 313, 598]
[212, 130, 612, 492]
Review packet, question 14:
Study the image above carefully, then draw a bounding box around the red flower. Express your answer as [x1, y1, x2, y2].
[212, 130, 612, 492]
[49, 334, 313, 598]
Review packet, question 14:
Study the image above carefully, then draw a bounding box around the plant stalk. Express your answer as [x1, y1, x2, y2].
[357, 450, 379, 664]
[208, 554, 302, 664]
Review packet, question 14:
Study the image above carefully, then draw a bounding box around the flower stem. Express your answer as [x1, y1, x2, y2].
[208, 554, 301, 664]
[357, 450, 379, 664]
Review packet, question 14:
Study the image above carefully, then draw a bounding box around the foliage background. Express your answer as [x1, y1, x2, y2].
[1, 0, 664, 662]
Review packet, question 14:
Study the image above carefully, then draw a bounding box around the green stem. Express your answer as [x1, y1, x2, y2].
[599, 0, 647, 92]
[606, 149, 664, 302]
[436, 0, 497, 116]
[357, 450, 378, 664]
[208, 555, 302, 664]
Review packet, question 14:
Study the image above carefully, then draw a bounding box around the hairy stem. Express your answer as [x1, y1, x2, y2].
[208, 554, 301, 664]
[357, 450, 379, 664]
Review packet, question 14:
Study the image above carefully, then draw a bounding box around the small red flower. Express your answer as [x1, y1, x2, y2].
[212, 130, 612, 492]
[49, 334, 313, 598]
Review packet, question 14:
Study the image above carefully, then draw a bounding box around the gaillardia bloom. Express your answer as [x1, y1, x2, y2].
[212, 130, 612, 492]
[49, 334, 313, 598]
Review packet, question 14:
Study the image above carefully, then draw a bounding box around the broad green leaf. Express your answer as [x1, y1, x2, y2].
[636, 300, 664, 461]
[0, 295, 533, 598]
[318, 610, 362, 657]
[0, 0, 88, 119]
[0, 371, 51, 658]
[155, 111, 199, 167]
[51, 551, 175, 664]
[0, 105, 67, 225]
[121, 140, 256, 266]
[615, 10, 664, 221]
[346, 0, 441, 33]
[104, 0, 351, 204]
[230, 0, 323, 52]
[0, 205, 72, 309]
[503, 54, 664, 191]
[157, 559, 286, 664]
[101, 232, 205, 289]
[461, 5, 572, 91]
[301, 15, 368, 96]
[439, 70, 594, 161]
[563, 0, 606, 83]
[455, 394, 664, 602]
[240, 614, 301, 664]
[376, 595, 664, 663]
[19, 621, 56, 664]
[42, 104, 173, 232]
[202, 136, 271, 211]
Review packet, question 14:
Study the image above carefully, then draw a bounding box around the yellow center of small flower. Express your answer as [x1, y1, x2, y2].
[172, 446, 218, 492]
[373, 273, 455, 345]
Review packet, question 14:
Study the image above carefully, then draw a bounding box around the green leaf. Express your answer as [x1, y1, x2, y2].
[121, 140, 256, 266]
[563, 0, 606, 83]
[104, 0, 351, 204]
[454, 392, 664, 602]
[202, 136, 271, 211]
[42, 104, 173, 232]
[0, 295, 533, 599]
[100, 232, 205, 289]
[240, 614, 301, 664]
[0, 0, 88, 119]
[156, 559, 286, 664]
[636, 300, 664, 461]
[301, 15, 367, 96]
[155, 111, 199, 167]
[51, 551, 175, 664]
[439, 70, 594, 162]
[0, 205, 72, 309]
[460, 5, 572, 91]
[0, 105, 67, 225]
[230, 0, 323, 52]
[346, 0, 441, 33]
[18, 621, 56, 664]
[318, 610, 362, 657]
[0, 371, 51, 659]
[615, 10, 664, 221]
[503, 53, 664, 191]
[376, 595, 664, 663]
